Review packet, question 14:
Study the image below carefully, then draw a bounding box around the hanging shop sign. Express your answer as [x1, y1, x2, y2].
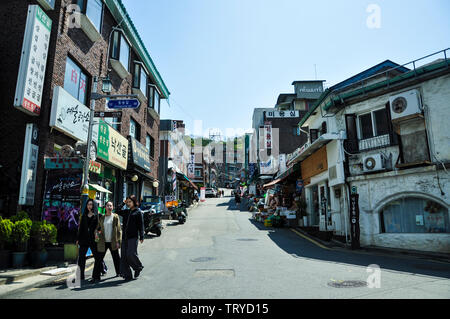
[19, 124, 39, 206]
[266, 111, 299, 118]
[128, 136, 151, 172]
[97, 120, 128, 170]
[14, 5, 52, 116]
[50, 86, 91, 141]
[37, 0, 56, 10]
[264, 123, 272, 149]
[349, 193, 361, 250]
[188, 154, 195, 178]
[296, 180, 304, 193]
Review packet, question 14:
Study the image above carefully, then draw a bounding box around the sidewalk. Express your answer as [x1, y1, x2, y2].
[293, 227, 450, 264]
[0, 202, 202, 298]
[0, 258, 95, 298]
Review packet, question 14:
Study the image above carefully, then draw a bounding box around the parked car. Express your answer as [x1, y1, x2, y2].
[205, 188, 217, 198]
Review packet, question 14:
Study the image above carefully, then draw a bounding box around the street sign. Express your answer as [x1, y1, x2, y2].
[107, 99, 140, 109]
[94, 111, 122, 118]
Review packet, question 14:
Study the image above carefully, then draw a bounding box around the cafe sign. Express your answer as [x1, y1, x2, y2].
[97, 120, 128, 170]
[50, 86, 92, 142]
[14, 5, 52, 116]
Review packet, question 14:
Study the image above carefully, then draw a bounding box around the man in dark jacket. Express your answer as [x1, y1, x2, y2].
[117, 195, 144, 281]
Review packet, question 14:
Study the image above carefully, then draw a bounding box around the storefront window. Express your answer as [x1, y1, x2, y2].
[380, 197, 449, 233]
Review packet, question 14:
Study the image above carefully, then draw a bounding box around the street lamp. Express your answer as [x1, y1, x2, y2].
[102, 76, 112, 94]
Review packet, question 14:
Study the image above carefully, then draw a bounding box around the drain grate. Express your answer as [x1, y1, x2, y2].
[190, 257, 216, 263]
[327, 280, 368, 288]
[236, 239, 258, 241]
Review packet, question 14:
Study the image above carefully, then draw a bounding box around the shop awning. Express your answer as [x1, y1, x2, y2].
[263, 178, 284, 189]
[287, 133, 341, 166]
[275, 162, 301, 180]
[89, 184, 112, 194]
[176, 172, 198, 191]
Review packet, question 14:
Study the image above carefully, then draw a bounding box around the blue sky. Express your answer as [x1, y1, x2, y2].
[122, 0, 450, 137]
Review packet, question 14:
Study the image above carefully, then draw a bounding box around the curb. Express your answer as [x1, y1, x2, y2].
[0, 259, 95, 298]
[293, 227, 450, 263]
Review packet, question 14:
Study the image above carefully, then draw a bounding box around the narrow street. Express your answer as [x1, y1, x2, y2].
[5, 190, 449, 299]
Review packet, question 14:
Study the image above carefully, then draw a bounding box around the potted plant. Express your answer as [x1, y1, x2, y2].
[0, 217, 13, 269]
[11, 218, 32, 268]
[30, 221, 57, 268]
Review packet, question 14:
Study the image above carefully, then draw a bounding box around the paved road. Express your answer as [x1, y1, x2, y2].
[5, 194, 450, 299]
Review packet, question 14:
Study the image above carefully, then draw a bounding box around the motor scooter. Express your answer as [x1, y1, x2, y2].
[142, 205, 162, 236]
[167, 200, 187, 224]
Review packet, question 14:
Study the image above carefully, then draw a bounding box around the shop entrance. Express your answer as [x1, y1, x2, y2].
[319, 182, 330, 231]
[310, 185, 320, 226]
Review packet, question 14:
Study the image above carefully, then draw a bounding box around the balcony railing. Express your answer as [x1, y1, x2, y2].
[359, 134, 391, 151]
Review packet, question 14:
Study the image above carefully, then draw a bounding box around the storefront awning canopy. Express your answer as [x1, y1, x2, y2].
[263, 178, 284, 189]
[89, 184, 112, 194]
[289, 133, 341, 166]
[176, 172, 198, 191]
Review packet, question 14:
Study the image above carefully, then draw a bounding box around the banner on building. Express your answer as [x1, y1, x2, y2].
[14, 5, 52, 116]
[19, 124, 39, 206]
[349, 193, 360, 249]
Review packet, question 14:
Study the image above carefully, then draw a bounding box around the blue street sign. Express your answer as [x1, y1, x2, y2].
[107, 99, 140, 109]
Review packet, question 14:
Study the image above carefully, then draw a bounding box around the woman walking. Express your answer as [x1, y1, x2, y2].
[95, 201, 122, 279]
[76, 199, 101, 283]
[117, 195, 145, 281]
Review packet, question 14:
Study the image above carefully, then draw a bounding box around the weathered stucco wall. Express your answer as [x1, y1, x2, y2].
[348, 167, 450, 253]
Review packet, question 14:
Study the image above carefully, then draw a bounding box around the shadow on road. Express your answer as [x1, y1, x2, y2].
[248, 218, 450, 279]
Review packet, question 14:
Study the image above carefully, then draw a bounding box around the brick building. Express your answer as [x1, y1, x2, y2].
[0, 0, 169, 221]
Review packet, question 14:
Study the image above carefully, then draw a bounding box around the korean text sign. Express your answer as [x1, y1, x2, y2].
[97, 120, 128, 170]
[14, 5, 52, 116]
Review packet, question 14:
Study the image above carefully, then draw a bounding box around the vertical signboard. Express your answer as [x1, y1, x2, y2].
[349, 193, 361, 249]
[264, 122, 272, 149]
[19, 124, 39, 205]
[14, 5, 52, 116]
[188, 154, 195, 178]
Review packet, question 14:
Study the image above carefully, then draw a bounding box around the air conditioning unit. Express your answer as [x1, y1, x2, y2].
[389, 89, 422, 121]
[362, 154, 385, 173]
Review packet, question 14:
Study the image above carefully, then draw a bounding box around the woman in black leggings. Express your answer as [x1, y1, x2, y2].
[76, 199, 101, 283]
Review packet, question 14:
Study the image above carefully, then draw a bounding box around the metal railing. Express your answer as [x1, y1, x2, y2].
[359, 134, 391, 151]
[328, 48, 450, 99]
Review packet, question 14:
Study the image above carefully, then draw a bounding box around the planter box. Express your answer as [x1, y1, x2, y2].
[46, 246, 64, 263]
[64, 244, 78, 262]
[31, 250, 48, 268]
[12, 252, 27, 268]
[0, 250, 11, 269]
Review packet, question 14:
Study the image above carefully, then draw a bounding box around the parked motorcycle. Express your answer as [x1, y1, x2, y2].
[167, 200, 187, 224]
[140, 196, 163, 236]
[142, 206, 162, 236]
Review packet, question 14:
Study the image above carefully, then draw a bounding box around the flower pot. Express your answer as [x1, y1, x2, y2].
[31, 250, 48, 268]
[64, 244, 78, 262]
[0, 250, 11, 269]
[12, 252, 27, 268]
[46, 246, 64, 263]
